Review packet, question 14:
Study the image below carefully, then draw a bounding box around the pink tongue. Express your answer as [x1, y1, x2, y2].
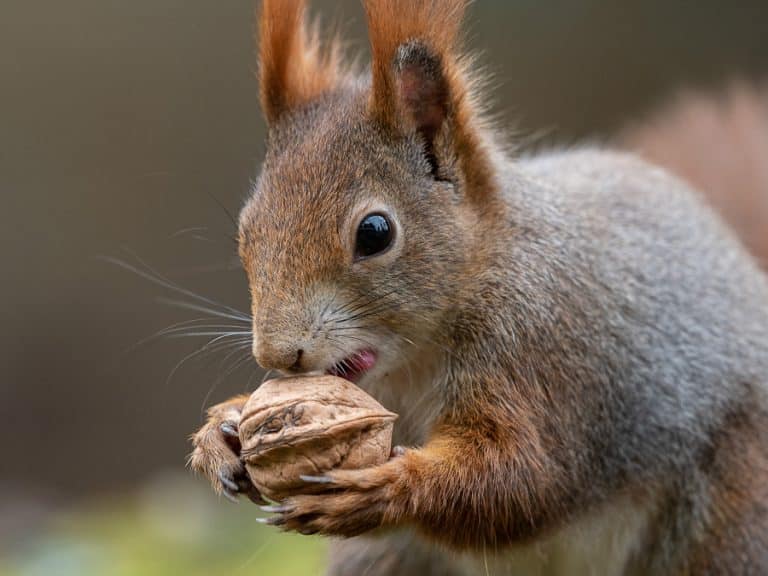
[351, 349, 377, 372]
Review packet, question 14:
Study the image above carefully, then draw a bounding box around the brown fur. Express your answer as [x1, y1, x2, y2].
[685, 400, 768, 574]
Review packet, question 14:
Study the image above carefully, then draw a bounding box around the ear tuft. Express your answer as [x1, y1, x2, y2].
[258, 0, 345, 124]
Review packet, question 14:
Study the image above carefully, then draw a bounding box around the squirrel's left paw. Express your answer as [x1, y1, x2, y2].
[188, 397, 264, 504]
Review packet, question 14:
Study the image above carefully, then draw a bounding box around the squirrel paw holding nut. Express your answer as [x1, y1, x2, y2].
[260, 448, 409, 537]
[189, 395, 265, 505]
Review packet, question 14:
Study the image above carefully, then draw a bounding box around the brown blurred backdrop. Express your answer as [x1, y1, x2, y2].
[1, 0, 767, 514]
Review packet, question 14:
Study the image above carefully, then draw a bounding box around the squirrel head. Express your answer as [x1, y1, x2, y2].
[239, 0, 498, 385]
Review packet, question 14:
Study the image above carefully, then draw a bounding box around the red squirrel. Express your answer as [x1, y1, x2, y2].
[190, 1, 768, 573]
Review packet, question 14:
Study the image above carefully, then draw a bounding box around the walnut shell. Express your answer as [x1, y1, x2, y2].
[238, 375, 397, 501]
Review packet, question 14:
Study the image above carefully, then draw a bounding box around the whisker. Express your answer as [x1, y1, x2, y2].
[245, 366, 262, 392]
[327, 287, 391, 318]
[325, 325, 372, 333]
[203, 188, 239, 233]
[336, 334, 377, 348]
[169, 226, 209, 239]
[160, 326, 252, 336]
[217, 343, 255, 371]
[165, 331, 252, 339]
[201, 351, 255, 412]
[339, 301, 400, 324]
[333, 288, 401, 317]
[318, 284, 340, 322]
[166, 332, 252, 351]
[157, 321, 252, 332]
[130, 319, 251, 353]
[323, 337, 351, 360]
[127, 316, 217, 352]
[332, 294, 377, 317]
[260, 369, 277, 386]
[165, 335, 252, 387]
[157, 297, 251, 323]
[99, 253, 250, 321]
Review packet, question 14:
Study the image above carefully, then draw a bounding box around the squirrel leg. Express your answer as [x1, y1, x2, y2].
[188, 394, 264, 504]
[326, 533, 468, 576]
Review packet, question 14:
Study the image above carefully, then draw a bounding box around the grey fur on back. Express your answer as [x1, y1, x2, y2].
[481, 148, 768, 568]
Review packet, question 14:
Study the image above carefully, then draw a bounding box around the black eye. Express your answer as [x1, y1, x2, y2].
[355, 213, 393, 259]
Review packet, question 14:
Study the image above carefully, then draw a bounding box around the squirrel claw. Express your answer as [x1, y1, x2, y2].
[257, 515, 286, 527]
[391, 445, 406, 458]
[245, 490, 267, 505]
[218, 471, 240, 493]
[300, 474, 336, 485]
[217, 469, 266, 504]
[222, 489, 239, 503]
[218, 470, 244, 503]
[219, 423, 242, 453]
[260, 504, 293, 513]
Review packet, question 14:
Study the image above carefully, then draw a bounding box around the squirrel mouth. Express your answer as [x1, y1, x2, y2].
[326, 349, 377, 383]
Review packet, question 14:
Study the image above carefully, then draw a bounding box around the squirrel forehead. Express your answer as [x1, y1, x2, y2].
[237, 102, 363, 280]
[240, 94, 416, 237]
[255, 88, 422, 200]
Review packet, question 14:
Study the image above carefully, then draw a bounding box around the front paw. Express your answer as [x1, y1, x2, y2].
[188, 397, 264, 504]
[260, 455, 409, 537]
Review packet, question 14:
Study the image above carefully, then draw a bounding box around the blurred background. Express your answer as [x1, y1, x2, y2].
[1, 1, 767, 574]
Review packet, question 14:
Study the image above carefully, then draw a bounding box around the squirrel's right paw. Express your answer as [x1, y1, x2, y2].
[188, 398, 265, 504]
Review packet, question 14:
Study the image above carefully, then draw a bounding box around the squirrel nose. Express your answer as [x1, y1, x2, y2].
[253, 338, 304, 372]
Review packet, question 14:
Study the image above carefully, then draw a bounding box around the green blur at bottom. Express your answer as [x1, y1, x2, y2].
[0, 473, 327, 576]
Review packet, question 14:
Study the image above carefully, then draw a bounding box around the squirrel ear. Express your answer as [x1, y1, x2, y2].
[365, 0, 464, 131]
[365, 0, 495, 199]
[258, 0, 343, 124]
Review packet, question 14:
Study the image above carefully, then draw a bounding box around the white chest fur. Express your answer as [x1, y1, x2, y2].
[365, 349, 446, 446]
[457, 495, 652, 576]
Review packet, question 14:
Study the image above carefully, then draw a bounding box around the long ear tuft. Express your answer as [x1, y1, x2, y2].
[364, 0, 496, 202]
[258, 0, 345, 124]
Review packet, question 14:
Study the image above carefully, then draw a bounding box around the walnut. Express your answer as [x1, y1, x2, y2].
[238, 375, 397, 501]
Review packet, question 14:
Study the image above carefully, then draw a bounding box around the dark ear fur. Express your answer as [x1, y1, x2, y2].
[395, 42, 450, 174]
